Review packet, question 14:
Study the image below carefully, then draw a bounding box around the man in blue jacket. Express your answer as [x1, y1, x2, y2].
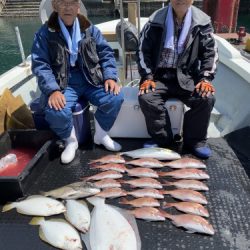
[32, 0, 124, 164]
[137, 0, 218, 159]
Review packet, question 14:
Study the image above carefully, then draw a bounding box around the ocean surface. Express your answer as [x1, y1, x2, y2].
[0, 14, 249, 76]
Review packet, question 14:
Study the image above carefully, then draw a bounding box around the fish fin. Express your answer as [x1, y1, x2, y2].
[186, 230, 195, 234]
[162, 202, 173, 209]
[2, 202, 16, 212]
[29, 217, 44, 226]
[39, 227, 49, 244]
[119, 198, 129, 205]
[87, 197, 105, 206]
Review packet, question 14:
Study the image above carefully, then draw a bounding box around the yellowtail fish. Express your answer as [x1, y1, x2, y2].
[129, 207, 165, 221]
[161, 211, 215, 235]
[93, 179, 121, 189]
[120, 197, 160, 207]
[41, 181, 100, 199]
[95, 188, 127, 199]
[120, 147, 181, 160]
[163, 180, 209, 191]
[2, 195, 65, 216]
[83, 170, 123, 181]
[91, 163, 127, 173]
[126, 167, 159, 178]
[164, 158, 206, 169]
[126, 158, 165, 168]
[158, 169, 209, 180]
[162, 189, 208, 204]
[30, 217, 82, 250]
[120, 177, 163, 189]
[89, 154, 125, 164]
[163, 201, 209, 217]
[64, 200, 91, 233]
[127, 188, 164, 199]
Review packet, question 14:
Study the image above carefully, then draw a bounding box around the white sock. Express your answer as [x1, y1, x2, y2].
[94, 119, 122, 152]
[61, 126, 78, 164]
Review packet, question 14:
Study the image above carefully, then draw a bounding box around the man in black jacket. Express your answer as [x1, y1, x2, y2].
[137, 0, 218, 159]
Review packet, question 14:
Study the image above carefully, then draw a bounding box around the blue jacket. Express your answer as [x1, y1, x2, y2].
[31, 13, 117, 99]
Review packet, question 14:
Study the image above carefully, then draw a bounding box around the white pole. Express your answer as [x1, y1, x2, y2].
[120, 0, 126, 81]
[15, 26, 26, 66]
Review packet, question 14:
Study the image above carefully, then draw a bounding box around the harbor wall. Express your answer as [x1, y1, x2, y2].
[0, 0, 6, 12]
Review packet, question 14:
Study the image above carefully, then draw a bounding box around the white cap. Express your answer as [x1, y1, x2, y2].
[39, 0, 88, 24]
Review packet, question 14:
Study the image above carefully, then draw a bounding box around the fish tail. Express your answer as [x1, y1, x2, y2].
[29, 217, 44, 226]
[159, 209, 173, 220]
[158, 171, 168, 177]
[2, 202, 16, 212]
[162, 202, 173, 209]
[162, 181, 172, 186]
[39, 191, 48, 197]
[119, 198, 129, 205]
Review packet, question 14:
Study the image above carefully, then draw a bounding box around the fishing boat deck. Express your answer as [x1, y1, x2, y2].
[0, 129, 250, 250]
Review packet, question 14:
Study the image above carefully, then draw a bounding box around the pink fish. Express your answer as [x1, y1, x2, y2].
[91, 163, 127, 173]
[120, 197, 160, 207]
[162, 189, 208, 204]
[82, 171, 123, 181]
[126, 158, 164, 168]
[163, 201, 209, 217]
[89, 154, 125, 164]
[127, 188, 164, 199]
[158, 169, 209, 180]
[129, 207, 165, 221]
[164, 158, 206, 169]
[163, 180, 209, 191]
[126, 167, 159, 178]
[93, 179, 121, 189]
[95, 188, 127, 199]
[161, 210, 214, 235]
[120, 178, 163, 189]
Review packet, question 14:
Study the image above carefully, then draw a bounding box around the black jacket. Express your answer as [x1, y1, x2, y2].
[137, 5, 219, 92]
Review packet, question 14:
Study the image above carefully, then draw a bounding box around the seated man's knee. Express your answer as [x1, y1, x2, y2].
[45, 108, 72, 127]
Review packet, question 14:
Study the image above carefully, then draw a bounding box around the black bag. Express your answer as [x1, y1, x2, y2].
[116, 20, 139, 52]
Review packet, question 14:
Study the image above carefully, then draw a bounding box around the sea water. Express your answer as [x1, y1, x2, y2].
[0, 14, 249, 76]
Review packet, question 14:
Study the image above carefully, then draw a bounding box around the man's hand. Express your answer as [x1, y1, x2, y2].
[195, 80, 215, 98]
[139, 80, 156, 95]
[48, 90, 66, 111]
[104, 79, 121, 95]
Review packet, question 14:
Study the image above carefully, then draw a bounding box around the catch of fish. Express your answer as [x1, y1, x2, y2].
[2, 149, 216, 248]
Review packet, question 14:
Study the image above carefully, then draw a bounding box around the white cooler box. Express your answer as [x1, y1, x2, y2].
[107, 86, 184, 138]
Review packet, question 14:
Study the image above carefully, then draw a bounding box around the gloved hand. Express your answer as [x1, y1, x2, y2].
[139, 80, 156, 95]
[195, 80, 215, 98]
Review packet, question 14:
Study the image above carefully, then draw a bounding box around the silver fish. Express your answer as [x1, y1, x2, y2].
[164, 158, 206, 169]
[41, 181, 100, 199]
[162, 211, 215, 235]
[121, 147, 181, 160]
